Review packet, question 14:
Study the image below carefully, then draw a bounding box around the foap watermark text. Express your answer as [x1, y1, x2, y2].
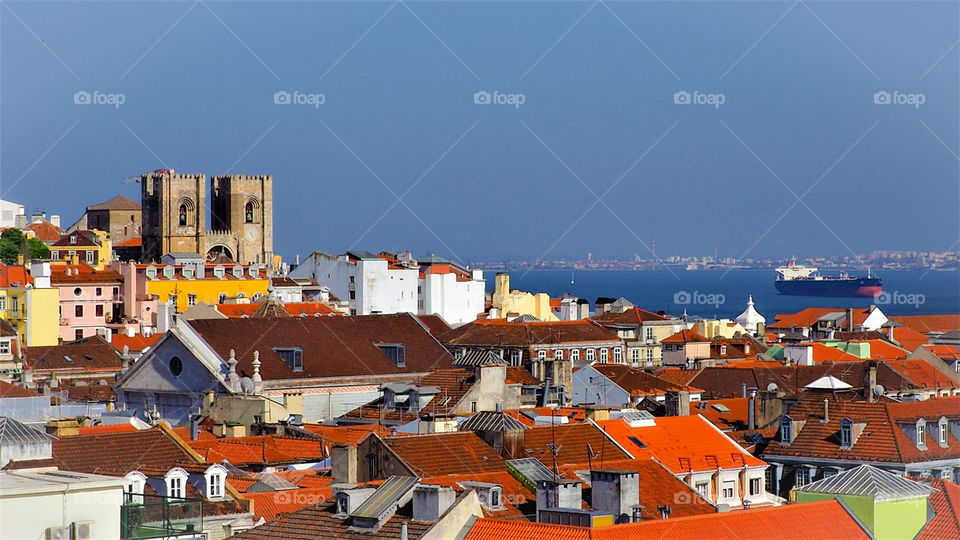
[674, 90, 725, 108]
[74, 90, 125, 108]
[674, 290, 725, 308]
[474, 90, 525, 108]
[874, 290, 925, 308]
[274, 90, 325, 108]
[873, 90, 924, 108]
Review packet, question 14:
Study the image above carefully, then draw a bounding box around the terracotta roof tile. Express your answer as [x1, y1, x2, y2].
[50, 425, 201, 475]
[442, 319, 620, 347]
[661, 329, 710, 343]
[918, 478, 960, 539]
[384, 431, 507, 476]
[86, 194, 141, 211]
[592, 364, 702, 396]
[0, 379, 41, 398]
[522, 422, 632, 466]
[23, 336, 123, 374]
[232, 500, 432, 539]
[770, 307, 874, 330]
[894, 315, 960, 334]
[592, 307, 670, 324]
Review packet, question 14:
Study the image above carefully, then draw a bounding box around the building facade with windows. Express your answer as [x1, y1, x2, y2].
[48, 230, 112, 270]
[49, 263, 124, 341]
[0, 262, 59, 347]
[593, 308, 685, 368]
[763, 396, 960, 499]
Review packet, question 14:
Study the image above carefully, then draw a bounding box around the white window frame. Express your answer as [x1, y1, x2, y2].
[510, 349, 521, 365]
[939, 418, 949, 445]
[749, 477, 762, 496]
[796, 467, 811, 487]
[537, 349, 546, 360]
[613, 348, 622, 363]
[585, 349, 595, 362]
[721, 479, 736, 499]
[0, 340, 9, 355]
[554, 349, 564, 361]
[570, 349, 580, 362]
[631, 348, 640, 362]
[124, 471, 147, 504]
[599, 348, 608, 363]
[695, 482, 708, 498]
[165, 468, 188, 500]
[205, 464, 226, 500]
[917, 419, 926, 447]
[645, 327, 655, 341]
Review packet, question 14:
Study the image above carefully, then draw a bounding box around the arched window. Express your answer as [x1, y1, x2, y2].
[245, 202, 254, 223]
[179, 204, 187, 226]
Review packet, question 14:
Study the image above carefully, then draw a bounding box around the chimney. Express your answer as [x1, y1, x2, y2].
[741, 383, 747, 398]
[664, 390, 690, 417]
[747, 388, 757, 430]
[412, 484, 456, 522]
[331, 445, 358, 483]
[536, 479, 582, 521]
[400, 522, 408, 540]
[846, 308, 854, 332]
[495, 401, 502, 413]
[189, 414, 201, 441]
[590, 470, 639, 523]
[541, 377, 552, 407]
[867, 361, 878, 403]
[657, 504, 672, 519]
[823, 399, 829, 422]
[50, 215, 60, 228]
[631, 504, 643, 523]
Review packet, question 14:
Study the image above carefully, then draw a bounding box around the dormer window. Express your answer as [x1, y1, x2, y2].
[164, 468, 188, 500]
[939, 417, 949, 445]
[780, 416, 793, 444]
[145, 266, 157, 280]
[840, 418, 853, 448]
[720, 345, 727, 355]
[744, 343, 750, 354]
[123, 471, 147, 504]
[554, 349, 564, 361]
[378, 343, 406, 368]
[69, 235, 77, 245]
[917, 419, 927, 447]
[490, 486, 502, 509]
[205, 464, 227, 500]
[213, 265, 225, 279]
[275, 347, 303, 371]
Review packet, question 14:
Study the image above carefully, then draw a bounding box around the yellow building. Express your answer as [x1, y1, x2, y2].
[138, 262, 270, 314]
[49, 229, 112, 270]
[695, 319, 749, 339]
[491, 273, 558, 321]
[0, 262, 59, 347]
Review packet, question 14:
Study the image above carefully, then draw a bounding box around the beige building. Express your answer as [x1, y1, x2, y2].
[141, 170, 273, 265]
[490, 273, 558, 321]
[68, 195, 142, 245]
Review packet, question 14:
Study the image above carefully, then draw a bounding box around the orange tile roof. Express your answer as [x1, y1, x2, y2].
[924, 344, 960, 360]
[442, 319, 621, 347]
[894, 314, 960, 334]
[383, 431, 507, 476]
[110, 332, 163, 354]
[661, 329, 710, 343]
[25, 221, 63, 242]
[502, 407, 588, 427]
[216, 302, 340, 318]
[0, 264, 33, 287]
[187, 435, 328, 466]
[593, 307, 670, 324]
[890, 326, 930, 352]
[75, 424, 139, 436]
[770, 307, 874, 330]
[302, 424, 395, 446]
[597, 415, 765, 473]
[466, 500, 870, 539]
[808, 342, 863, 363]
[918, 478, 960, 539]
[592, 364, 702, 396]
[243, 486, 333, 522]
[115, 237, 142, 247]
[0, 379, 41, 398]
[884, 358, 960, 390]
[49, 264, 123, 285]
[522, 422, 633, 466]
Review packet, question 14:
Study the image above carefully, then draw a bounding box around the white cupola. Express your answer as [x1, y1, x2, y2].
[736, 295, 766, 334]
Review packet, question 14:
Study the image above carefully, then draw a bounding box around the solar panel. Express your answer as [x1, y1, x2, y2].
[507, 457, 554, 485]
[350, 476, 418, 519]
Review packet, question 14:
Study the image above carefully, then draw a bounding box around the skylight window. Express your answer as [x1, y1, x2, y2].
[274, 347, 303, 371]
[377, 343, 406, 367]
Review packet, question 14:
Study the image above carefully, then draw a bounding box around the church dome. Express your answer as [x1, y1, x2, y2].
[736, 295, 766, 333]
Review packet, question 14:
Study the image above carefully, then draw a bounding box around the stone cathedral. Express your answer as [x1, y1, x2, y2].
[140, 169, 273, 265]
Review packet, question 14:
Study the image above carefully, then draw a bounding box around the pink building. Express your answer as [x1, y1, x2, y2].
[50, 263, 124, 341]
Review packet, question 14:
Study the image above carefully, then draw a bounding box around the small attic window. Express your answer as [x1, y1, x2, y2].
[840, 418, 853, 448]
[917, 419, 927, 447]
[780, 415, 793, 444]
[275, 347, 302, 371]
[720, 345, 727, 355]
[378, 343, 406, 367]
[939, 417, 948, 445]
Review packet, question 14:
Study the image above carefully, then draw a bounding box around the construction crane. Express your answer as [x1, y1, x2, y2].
[121, 176, 141, 184]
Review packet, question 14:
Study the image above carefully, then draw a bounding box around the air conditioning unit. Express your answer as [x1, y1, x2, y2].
[44, 526, 70, 540]
[73, 521, 93, 540]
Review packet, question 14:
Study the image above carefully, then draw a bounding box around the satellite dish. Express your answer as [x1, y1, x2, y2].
[240, 377, 254, 394]
[874, 385, 885, 396]
[767, 383, 778, 392]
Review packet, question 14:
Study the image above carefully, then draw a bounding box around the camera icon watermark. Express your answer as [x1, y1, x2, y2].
[873, 90, 924, 108]
[474, 90, 525, 109]
[273, 90, 325, 108]
[674, 290, 725, 308]
[673, 90, 725, 108]
[73, 90, 125, 108]
[874, 290, 925, 308]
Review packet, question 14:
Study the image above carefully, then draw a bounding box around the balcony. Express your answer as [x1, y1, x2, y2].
[121, 493, 203, 540]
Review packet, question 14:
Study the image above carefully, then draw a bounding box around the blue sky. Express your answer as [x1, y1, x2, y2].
[1, 1, 957, 264]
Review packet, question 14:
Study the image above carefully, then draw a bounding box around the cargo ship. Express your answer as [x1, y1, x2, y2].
[774, 263, 882, 297]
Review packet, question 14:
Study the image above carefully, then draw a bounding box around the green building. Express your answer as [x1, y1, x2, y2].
[796, 464, 935, 540]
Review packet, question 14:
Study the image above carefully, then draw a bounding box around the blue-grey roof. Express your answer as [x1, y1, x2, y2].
[0, 417, 54, 445]
[453, 350, 506, 367]
[459, 411, 527, 432]
[797, 464, 935, 502]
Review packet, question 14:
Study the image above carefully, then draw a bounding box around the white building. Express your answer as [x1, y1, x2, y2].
[291, 251, 418, 316]
[0, 200, 25, 228]
[291, 251, 484, 324]
[419, 256, 485, 326]
[0, 469, 125, 540]
[735, 295, 766, 335]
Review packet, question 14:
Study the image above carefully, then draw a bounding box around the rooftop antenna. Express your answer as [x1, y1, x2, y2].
[550, 408, 560, 481]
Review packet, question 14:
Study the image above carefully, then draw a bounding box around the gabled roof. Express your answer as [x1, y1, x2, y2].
[894, 314, 960, 334]
[382, 431, 507, 476]
[661, 329, 710, 343]
[87, 194, 141, 211]
[805, 375, 853, 390]
[51, 230, 101, 247]
[186, 314, 456, 380]
[49, 264, 123, 285]
[592, 307, 669, 324]
[453, 350, 506, 367]
[0, 416, 53, 445]
[216, 302, 340, 318]
[0, 380, 40, 399]
[441, 319, 620, 347]
[798, 464, 935, 501]
[231, 499, 432, 539]
[522, 422, 631, 466]
[47, 425, 202, 475]
[0, 264, 33, 287]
